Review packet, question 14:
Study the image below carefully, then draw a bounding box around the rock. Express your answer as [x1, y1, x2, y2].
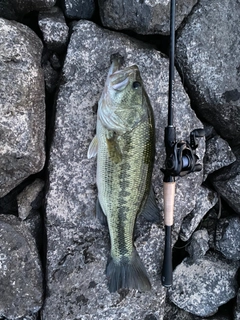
[210, 159, 240, 215]
[180, 186, 218, 241]
[164, 299, 196, 320]
[43, 60, 60, 93]
[38, 6, 69, 52]
[0, 214, 43, 319]
[203, 126, 236, 180]
[176, 0, 240, 146]
[215, 216, 240, 261]
[17, 179, 44, 251]
[49, 52, 62, 70]
[43, 20, 204, 319]
[17, 179, 44, 220]
[164, 300, 232, 320]
[0, 0, 18, 20]
[24, 210, 44, 253]
[61, 0, 95, 19]
[13, 0, 56, 15]
[234, 289, 240, 320]
[0, 18, 45, 198]
[185, 229, 209, 261]
[99, 0, 198, 35]
[169, 253, 239, 317]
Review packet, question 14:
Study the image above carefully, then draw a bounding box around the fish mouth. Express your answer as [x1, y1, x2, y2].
[109, 61, 139, 91]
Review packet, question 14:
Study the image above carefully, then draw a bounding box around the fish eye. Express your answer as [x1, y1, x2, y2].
[132, 81, 141, 89]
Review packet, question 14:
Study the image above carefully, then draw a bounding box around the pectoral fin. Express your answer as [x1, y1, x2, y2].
[141, 186, 161, 223]
[87, 135, 98, 159]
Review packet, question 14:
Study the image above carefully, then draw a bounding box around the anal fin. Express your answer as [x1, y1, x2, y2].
[141, 186, 161, 223]
[96, 198, 108, 226]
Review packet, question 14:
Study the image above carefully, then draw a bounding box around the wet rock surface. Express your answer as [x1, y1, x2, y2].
[0, 214, 43, 319]
[0, 18, 45, 198]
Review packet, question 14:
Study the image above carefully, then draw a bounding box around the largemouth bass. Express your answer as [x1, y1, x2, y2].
[88, 57, 159, 292]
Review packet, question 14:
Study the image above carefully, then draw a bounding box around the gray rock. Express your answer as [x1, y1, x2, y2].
[211, 159, 240, 215]
[176, 0, 240, 145]
[180, 186, 218, 241]
[203, 129, 236, 180]
[169, 253, 239, 317]
[17, 179, 44, 220]
[99, 0, 198, 35]
[38, 6, 69, 52]
[17, 179, 44, 251]
[164, 300, 196, 320]
[0, 19, 45, 198]
[185, 229, 209, 261]
[234, 289, 240, 320]
[0, 0, 18, 20]
[215, 216, 240, 260]
[43, 60, 60, 93]
[13, 0, 56, 15]
[49, 53, 62, 70]
[164, 300, 232, 320]
[43, 20, 204, 319]
[0, 214, 43, 319]
[61, 0, 95, 19]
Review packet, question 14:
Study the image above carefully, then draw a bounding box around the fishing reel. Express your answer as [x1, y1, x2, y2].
[162, 128, 205, 179]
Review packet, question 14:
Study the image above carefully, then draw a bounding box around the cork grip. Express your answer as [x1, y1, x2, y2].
[163, 181, 176, 226]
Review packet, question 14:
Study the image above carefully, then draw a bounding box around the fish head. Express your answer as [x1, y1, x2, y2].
[98, 61, 148, 134]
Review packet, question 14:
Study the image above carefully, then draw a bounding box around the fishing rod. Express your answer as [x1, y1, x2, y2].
[161, 0, 205, 287]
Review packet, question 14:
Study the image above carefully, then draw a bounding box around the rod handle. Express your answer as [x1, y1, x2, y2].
[162, 181, 175, 287]
[163, 181, 175, 226]
[162, 225, 173, 287]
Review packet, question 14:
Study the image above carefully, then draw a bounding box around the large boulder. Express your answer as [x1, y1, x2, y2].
[0, 214, 43, 319]
[98, 0, 198, 35]
[169, 253, 239, 317]
[176, 0, 240, 146]
[0, 18, 45, 197]
[42, 20, 205, 319]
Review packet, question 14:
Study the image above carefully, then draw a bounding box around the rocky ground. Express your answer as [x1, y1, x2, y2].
[0, 0, 239, 319]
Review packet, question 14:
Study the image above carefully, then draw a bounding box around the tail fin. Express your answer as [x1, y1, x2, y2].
[106, 249, 151, 292]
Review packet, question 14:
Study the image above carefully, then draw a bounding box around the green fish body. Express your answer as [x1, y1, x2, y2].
[88, 58, 158, 292]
